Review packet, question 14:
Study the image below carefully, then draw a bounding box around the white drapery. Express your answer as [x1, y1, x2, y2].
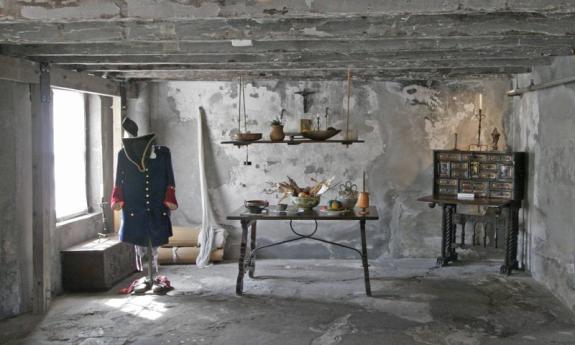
[196, 107, 227, 267]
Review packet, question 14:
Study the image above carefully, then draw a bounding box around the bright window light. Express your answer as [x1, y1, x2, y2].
[53, 88, 88, 220]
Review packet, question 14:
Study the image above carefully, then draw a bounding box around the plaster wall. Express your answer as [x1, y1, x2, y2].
[510, 56, 575, 311]
[0, 79, 33, 319]
[148, 79, 511, 260]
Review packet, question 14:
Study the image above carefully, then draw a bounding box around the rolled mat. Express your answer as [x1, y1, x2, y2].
[166, 226, 200, 247]
[165, 226, 226, 249]
[158, 247, 224, 265]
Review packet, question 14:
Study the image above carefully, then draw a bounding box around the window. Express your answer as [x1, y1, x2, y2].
[53, 88, 88, 220]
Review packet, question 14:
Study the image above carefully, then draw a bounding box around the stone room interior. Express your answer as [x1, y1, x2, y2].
[1, 1, 575, 344]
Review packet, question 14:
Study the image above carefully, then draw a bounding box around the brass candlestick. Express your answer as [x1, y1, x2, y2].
[477, 108, 485, 148]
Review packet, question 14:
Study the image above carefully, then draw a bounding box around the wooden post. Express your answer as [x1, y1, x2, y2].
[31, 63, 55, 313]
[100, 96, 115, 233]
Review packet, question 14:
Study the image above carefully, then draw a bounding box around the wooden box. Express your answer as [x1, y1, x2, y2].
[61, 235, 136, 291]
[433, 150, 526, 201]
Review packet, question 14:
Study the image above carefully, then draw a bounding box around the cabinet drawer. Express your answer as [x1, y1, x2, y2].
[438, 162, 451, 177]
[491, 190, 513, 199]
[451, 170, 469, 178]
[501, 154, 514, 162]
[438, 179, 458, 186]
[481, 163, 497, 170]
[491, 181, 513, 190]
[451, 162, 468, 170]
[479, 171, 498, 179]
[438, 187, 458, 195]
[498, 165, 514, 179]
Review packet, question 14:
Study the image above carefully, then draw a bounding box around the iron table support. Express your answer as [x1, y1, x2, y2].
[231, 209, 378, 296]
[359, 220, 372, 296]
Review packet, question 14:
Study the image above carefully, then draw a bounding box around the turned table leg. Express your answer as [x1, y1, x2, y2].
[248, 221, 257, 278]
[236, 220, 250, 295]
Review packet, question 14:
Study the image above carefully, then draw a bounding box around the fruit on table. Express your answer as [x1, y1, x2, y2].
[328, 200, 343, 210]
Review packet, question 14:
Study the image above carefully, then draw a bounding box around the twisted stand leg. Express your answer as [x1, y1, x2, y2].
[447, 205, 458, 260]
[501, 206, 519, 275]
[438, 205, 448, 266]
[438, 204, 457, 266]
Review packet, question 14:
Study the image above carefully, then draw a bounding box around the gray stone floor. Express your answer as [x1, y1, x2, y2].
[2, 258, 575, 345]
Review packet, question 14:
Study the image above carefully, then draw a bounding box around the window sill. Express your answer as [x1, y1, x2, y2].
[56, 212, 101, 228]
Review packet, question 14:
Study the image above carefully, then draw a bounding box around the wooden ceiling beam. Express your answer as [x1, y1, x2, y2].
[66, 58, 548, 73]
[1, 12, 575, 44]
[2, 0, 574, 21]
[2, 35, 574, 56]
[107, 66, 530, 81]
[40, 52, 555, 66]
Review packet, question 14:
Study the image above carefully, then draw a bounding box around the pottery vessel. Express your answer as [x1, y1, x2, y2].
[270, 125, 285, 141]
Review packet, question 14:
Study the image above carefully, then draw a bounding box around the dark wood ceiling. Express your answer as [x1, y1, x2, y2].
[1, 0, 574, 81]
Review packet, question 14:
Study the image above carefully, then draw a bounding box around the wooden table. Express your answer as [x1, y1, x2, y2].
[418, 195, 520, 274]
[227, 206, 379, 296]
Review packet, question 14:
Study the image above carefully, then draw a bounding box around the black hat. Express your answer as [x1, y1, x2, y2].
[122, 117, 138, 137]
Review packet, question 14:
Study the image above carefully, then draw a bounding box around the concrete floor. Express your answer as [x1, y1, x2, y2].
[2, 257, 575, 345]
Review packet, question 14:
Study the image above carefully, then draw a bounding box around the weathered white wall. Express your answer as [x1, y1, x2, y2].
[510, 56, 575, 311]
[148, 79, 511, 260]
[0, 79, 33, 319]
[0, 74, 113, 315]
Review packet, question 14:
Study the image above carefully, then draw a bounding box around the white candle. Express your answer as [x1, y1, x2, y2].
[479, 93, 483, 110]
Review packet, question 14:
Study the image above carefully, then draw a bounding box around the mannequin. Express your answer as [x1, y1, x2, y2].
[111, 119, 178, 293]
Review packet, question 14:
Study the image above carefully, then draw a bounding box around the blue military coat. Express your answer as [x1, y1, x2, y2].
[112, 134, 178, 247]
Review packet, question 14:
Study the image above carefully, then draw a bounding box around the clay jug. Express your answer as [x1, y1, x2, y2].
[270, 125, 285, 142]
[356, 192, 370, 209]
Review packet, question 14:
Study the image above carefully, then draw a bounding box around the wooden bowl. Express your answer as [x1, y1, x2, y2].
[244, 200, 269, 214]
[301, 128, 341, 141]
[234, 132, 262, 142]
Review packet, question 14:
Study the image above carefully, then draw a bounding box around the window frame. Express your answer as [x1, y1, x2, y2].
[52, 88, 90, 223]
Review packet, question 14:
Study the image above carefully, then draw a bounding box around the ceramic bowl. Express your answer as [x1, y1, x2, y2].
[336, 193, 358, 210]
[244, 200, 269, 214]
[290, 195, 320, 210]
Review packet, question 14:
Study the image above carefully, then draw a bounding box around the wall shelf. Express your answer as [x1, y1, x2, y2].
[221, 139, 364, 147]
[222, 131, 364, 147]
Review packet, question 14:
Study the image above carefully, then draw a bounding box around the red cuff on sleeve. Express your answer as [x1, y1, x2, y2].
[111, 186, 125, 210]
[163, 185, 178, 210]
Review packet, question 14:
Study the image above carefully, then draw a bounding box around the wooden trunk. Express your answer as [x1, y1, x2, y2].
[61, 235, 136, 291]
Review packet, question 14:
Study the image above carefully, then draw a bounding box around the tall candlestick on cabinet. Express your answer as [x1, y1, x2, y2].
[476, 94, 485, 148]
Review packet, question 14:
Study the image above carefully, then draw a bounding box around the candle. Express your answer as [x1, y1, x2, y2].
[479, 93, 483, 110]
[362, 171, 366, 193]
